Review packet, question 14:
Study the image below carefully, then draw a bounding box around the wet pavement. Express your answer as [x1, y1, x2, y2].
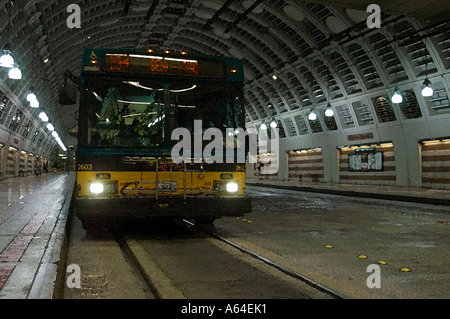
[215, 183, 450, 298]
[0, 173, 75, 298]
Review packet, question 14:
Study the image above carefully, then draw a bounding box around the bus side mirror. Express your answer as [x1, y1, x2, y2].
[59, 82, 78, 105]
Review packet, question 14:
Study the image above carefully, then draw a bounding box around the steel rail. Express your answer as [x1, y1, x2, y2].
[182, 219, 349, 299]
[116, 237, 162, 299]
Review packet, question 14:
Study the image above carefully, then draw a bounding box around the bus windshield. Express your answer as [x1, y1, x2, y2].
[80, 77, 244, 149]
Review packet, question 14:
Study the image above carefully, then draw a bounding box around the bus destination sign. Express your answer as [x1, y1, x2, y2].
[104, 53, 228, 78]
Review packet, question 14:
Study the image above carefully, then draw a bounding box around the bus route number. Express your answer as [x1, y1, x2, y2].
[109, 54, 130, 72]
[78, 163, 93, 171]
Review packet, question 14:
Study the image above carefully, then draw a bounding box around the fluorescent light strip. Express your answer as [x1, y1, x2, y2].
[166, 57, 198, 63]
[123, 81, 154, 91]
[170, 85, 197, 93]
[107, 53, 198, 64]
[128, 54, 198, 63]
[124, 81, 197, 93]
[117, 99, 154, 105]
[105, 53, 129, 57]
[122, 112, 158, 118]
[128, 54, 164, 60]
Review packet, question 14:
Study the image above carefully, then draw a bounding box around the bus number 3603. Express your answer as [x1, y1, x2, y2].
[78, 163, 93, 171]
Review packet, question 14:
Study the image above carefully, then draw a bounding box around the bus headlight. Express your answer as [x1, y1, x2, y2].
[89, 182, 104, 194]
[226, 182, 239, 193]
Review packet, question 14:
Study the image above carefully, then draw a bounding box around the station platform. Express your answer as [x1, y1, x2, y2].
[247, 178, 450, 206]
[0, 172, 75, 299]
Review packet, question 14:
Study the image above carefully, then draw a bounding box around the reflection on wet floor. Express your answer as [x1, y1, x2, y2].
[0, 172, 75, 298]
[0, 174, 63, 208]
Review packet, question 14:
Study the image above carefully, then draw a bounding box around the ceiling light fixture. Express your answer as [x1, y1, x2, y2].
[260, 122, 267, 131]
[421, 78, 434, 97]
[1, 5, 17, 73]
[29, 99, 39, 108]
[39, 112, 49, 122]
[47, 123, 55, 131]
[325, 103, 334, 117]
[0, 50, 14, 68]
[27, 89, 39, 108]
[8, 64, 22, 79]
[308, 108, 318, 121]
[26, 91, 37, 102]
[391, 87, 403, 104]
[324, 61, 334, 118]
[270, 118, 277, 128]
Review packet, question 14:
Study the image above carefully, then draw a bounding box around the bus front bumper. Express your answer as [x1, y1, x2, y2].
[75, 196, 252, 220]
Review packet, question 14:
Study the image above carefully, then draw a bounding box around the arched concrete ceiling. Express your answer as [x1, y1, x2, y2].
[0, 0, 449, 152]
[304, 0, 450, 20]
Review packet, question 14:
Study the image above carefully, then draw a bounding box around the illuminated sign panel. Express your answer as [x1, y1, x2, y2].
[104, 53, 228, 78]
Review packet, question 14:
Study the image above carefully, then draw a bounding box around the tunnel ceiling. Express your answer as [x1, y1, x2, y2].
[0, 0, 449, 150]
[301, 0, 450, 20]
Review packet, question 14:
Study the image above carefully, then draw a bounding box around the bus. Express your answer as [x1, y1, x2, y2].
[68, 48, 251, 228]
